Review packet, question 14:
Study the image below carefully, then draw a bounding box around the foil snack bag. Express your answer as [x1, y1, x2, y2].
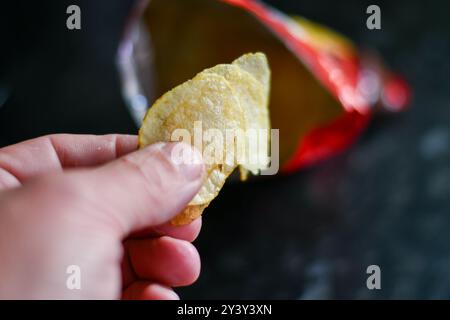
[118, 0, 411, 173]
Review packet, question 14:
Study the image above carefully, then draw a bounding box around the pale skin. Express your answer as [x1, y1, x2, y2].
[0, 134, 205, 299]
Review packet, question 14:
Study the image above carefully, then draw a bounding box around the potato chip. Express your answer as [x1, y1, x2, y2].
[232, 53, 271, 101]
[139, 53, 271, 225]
[202, 53, 271, 175]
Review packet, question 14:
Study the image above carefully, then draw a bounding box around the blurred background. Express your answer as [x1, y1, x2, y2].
[1, 0, 449, 299]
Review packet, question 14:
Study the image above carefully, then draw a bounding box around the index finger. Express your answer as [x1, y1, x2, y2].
[0, 134, 137, 189]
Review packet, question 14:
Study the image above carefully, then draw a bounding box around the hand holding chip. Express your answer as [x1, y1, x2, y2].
[0, 53, 269, 299]
[0, 134, 204, 299]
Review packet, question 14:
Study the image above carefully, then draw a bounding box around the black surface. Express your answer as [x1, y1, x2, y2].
[1, 0, 450, 299]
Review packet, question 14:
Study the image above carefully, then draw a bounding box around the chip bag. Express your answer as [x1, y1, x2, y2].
[118, 0, 410, 174]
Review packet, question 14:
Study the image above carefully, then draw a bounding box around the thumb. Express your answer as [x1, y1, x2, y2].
[71, 142, 204, 235]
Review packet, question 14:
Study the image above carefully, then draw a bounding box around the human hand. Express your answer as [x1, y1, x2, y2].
[0, 134, 205, 299]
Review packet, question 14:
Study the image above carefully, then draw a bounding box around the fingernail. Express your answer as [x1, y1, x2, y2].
[162, 142, 204, 180]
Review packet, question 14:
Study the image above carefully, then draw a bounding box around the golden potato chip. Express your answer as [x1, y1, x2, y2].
[202, 53, 270, 177]
[139, 72, 245, 204]
[232, 53, 271, 103]
[233, 53, 271, 179]
[139, 53, 271, 225]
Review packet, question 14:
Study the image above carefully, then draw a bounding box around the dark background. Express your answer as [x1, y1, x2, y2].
[1, 0, 449, 299]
